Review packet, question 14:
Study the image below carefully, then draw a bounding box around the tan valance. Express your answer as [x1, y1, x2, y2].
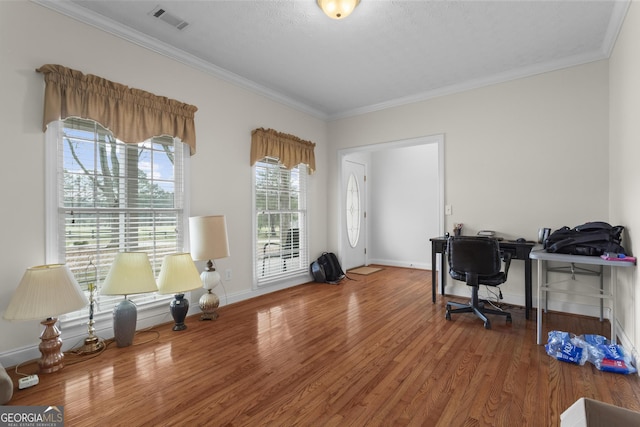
[250, 128, 316, 174]
[36, 64, 198, 155]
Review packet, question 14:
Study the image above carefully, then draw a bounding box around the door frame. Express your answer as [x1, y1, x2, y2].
[337, 134, 445, 270]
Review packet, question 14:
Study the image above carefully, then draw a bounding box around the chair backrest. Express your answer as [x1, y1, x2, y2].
[447, 236, 502, 277]
[283, 228, 300, 251]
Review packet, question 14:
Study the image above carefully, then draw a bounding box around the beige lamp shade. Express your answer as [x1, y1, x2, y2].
[157, 253, 202, 295]
[101, 252, 158, 296]
[189, 215, 230, 261]
[3, 264, 89, 321]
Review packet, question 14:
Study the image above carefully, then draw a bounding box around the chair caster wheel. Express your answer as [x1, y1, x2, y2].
[506, 315, 512, 323]
[445, 305, 451, 321]
[484, 321, 491, 329]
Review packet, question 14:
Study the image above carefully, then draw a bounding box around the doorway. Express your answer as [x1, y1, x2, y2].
[339, 134, 444, 271]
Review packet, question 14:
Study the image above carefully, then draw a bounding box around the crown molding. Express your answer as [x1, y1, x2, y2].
[601, 0, 631, 57]
[328, 0, 631, 120]
[329, 49, 609, 121]
[31, 0, 329, 120]
[32, 0, 628, 123]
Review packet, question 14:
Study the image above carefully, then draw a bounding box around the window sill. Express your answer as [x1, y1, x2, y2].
[255, 270, 311, 290]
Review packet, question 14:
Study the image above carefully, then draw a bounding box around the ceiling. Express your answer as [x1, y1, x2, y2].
[37, 0, 629, 120]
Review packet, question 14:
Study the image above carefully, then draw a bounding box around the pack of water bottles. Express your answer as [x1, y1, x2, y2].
[545, 330, 636, 374]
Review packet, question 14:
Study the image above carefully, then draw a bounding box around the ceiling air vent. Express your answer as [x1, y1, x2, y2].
[149, 6, 189, 30]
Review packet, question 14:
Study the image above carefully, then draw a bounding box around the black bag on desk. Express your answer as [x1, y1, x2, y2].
[544, 221, 625, 256]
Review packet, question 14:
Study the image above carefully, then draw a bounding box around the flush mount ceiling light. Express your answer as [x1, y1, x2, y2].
[317, 0, 361, 20]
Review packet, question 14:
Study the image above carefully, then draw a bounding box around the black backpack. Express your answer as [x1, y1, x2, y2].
[310, 252, 346, 284]
[544, 221, 625, 256]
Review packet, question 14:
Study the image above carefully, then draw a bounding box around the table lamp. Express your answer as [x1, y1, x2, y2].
[101, 252, 158, 347]
[3, 264, 89, 373]
[156, 253, 202, 331]
[189, 215, 230, 320]
[79, 259, 104, 354]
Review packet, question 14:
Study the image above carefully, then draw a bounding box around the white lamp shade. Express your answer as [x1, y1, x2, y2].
[317, 0, 360, 19]
[101, 252, 158, 296]
[3, 264, 89, 321]
[189, 215, 230, 261]
[157, 253, 202, 294]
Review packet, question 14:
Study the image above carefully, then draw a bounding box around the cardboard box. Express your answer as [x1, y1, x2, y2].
[561, 397, 640, 427]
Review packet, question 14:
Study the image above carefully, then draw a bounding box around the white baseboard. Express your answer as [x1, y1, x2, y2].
[0, 276, 312, 368]
[445, 282, 612, 319]
[1, 303, 185, 368]
[367, 258, 430, 270]
[613, 319, 640, 378]
[446, 282, 639, 376]
[6, 271, 636, 379]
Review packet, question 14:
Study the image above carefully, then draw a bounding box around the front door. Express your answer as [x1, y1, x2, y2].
[342, 160, 366, 270]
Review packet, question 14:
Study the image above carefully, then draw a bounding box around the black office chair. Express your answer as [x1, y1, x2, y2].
[445, 236, 512, 329]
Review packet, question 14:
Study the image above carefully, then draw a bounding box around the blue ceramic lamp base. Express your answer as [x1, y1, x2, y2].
[113, 298, 137, 347]
[170, 293, 189, 331]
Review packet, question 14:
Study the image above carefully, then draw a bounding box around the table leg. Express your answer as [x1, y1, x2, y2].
[525, 258, 532, 320]
[440, 252, 446, 295]
[599, 265, 604, 322]
[611, 266, 617, 344]
[431, 246, 437, 303]
[537, 259, 543, 345]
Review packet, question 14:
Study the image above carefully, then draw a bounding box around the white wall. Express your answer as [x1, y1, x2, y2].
[2, 0, 638, 366]
[0, 2, 327, 361]
[369, 143, 439, 268]
[327, 60, 610, 313]
[609, 1, 640, 360]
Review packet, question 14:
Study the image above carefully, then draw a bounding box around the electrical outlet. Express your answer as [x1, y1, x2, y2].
[445, 205, 452, 215]
[225, 269, 232, 281]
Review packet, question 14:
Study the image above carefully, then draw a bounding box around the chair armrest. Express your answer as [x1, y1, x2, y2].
[263, 242, 281, 251]
[262, 242, 283, 260]
[502, 252, 512, 280]
[464, 271, 479, 287]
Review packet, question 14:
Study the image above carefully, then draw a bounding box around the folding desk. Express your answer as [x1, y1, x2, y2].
[530, 248, 636, 345]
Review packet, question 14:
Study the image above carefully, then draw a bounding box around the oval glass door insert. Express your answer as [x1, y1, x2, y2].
[346, 172, 361, 248]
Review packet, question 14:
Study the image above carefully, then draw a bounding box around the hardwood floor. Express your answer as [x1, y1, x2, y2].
[6, 266, 640, 426]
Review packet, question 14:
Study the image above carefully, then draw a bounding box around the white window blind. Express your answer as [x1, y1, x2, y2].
[51, 118, 186, 320]
[254, 158, 308, 283]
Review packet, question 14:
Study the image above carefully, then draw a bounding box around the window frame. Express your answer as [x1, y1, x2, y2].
[45, 120, 191, 332]
[252, 158, 309, 288]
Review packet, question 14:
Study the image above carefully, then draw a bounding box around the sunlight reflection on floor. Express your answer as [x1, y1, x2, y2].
[257, 306, 294, 361]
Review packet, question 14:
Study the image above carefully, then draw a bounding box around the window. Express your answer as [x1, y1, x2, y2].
[46, 118, 188, 320]
[254, 158, 308, 284]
